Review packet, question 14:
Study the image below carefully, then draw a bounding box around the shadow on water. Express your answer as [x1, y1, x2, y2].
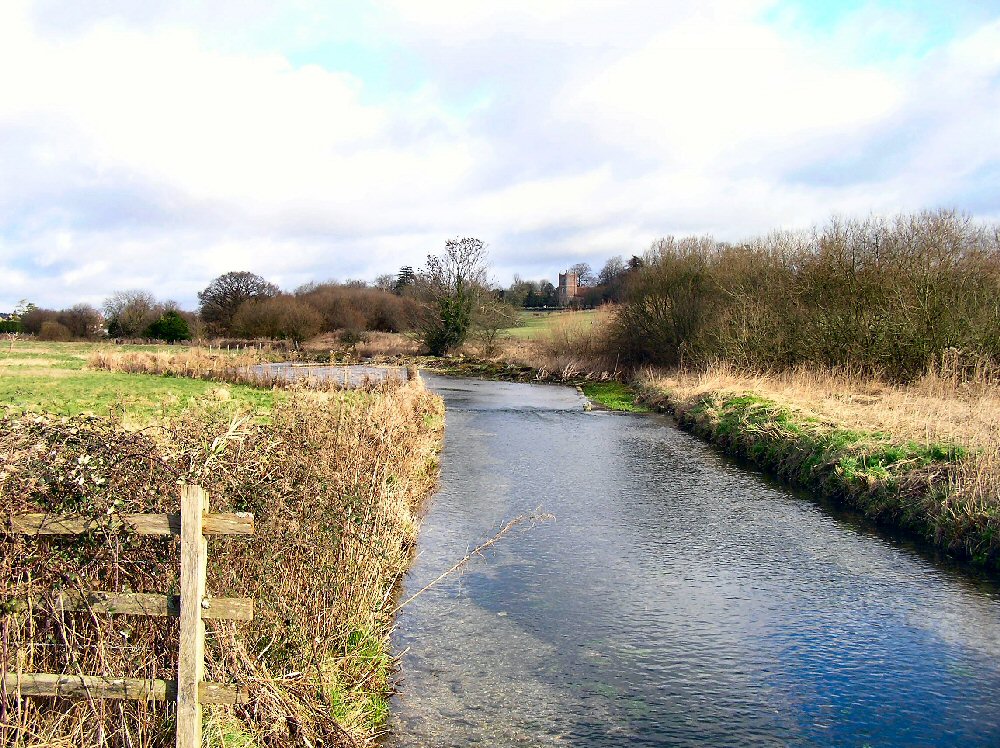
[279, 367, 1000, 747]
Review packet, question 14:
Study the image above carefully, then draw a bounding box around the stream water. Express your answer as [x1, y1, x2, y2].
[386, 374, 1000, 747]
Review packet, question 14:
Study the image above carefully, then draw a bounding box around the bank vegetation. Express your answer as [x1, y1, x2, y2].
[2, 346, 443, 746]
[496, 210, 1000, 568]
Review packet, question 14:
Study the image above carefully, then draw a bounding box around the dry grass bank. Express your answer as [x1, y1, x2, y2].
[2, 364, 442, 746]
[639, 363, 1000, 567]
[491, 307, 619, 380]
[641, 362, 999, 449]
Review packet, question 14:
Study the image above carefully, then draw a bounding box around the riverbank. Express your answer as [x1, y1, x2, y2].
[397, 329, 999, 570]
[392, 360, 1000, 747]
[2, 342, 443, 746]
[635, 365, 999, 569]
[71, 334, 1000, 571]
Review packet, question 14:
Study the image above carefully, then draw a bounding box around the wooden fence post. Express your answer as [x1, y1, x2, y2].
[177, 485, 208, 748]
[4, 484, 254, 740]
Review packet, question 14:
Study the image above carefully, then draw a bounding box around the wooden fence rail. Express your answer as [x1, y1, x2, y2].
[3, 484, 254, 748]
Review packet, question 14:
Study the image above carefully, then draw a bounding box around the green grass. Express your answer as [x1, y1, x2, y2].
[582, 382, 649, 412]
[683, 391, 967, 521]
[505, 309, 600, 340]
[324, 627, 395, 733]
[0, 341, 275, 424]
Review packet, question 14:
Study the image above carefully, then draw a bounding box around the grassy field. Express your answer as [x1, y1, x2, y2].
[506, 309, 602, 340]
[0, 340, 275, 423]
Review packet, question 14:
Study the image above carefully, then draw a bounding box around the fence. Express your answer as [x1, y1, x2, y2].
[3, 485, 254, 748]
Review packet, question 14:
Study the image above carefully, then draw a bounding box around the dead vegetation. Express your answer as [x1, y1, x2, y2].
[491, 307, 620, 381]
[1, 373, 443, 746]
[639, 360, 1000, 566]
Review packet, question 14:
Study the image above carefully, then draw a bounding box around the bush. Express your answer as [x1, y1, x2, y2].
[38, 320, 71, 341]
[146, 310, 191, 342]
[231, 295, 323, 343]
[616, 210, 1000, 380]
[295, 284, 418, 333]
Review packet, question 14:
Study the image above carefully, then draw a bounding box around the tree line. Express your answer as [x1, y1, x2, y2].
[6, 237, 514, 353]
[503, 256, 644, 308]
[613, 209, 1000, 380]
[9, 209, 998, 376]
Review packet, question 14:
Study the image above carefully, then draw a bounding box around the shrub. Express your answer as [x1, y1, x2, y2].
[231, 295, 323, 343]
[146, 310, 191, 342]
[616, 210, 1000, 380]
[1, 379, 443, 746]
[38, 320, 71, 341]
[295, 284, 418, 333]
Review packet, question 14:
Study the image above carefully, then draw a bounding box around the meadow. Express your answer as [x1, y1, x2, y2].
[0, 341, 276, 423]
[505, 309, 602, 340]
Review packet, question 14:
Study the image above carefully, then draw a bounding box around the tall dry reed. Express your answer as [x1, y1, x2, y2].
[499, 307, 619, 380]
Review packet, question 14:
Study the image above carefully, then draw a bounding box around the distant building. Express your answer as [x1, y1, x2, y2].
[557, 271, 580, 306]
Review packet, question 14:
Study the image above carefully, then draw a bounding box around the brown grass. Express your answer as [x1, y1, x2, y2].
[2, 371, 443, 745]
[494, 307, 620, 380]
[641, 362, 999, 449]
[639, 362, 1000, 565]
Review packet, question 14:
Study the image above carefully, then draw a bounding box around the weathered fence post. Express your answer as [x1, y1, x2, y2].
[177, 485, 208, 748]
[4, 484, 254, 742]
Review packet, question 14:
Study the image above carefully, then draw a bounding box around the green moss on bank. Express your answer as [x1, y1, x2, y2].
[581, 382, 649, 412]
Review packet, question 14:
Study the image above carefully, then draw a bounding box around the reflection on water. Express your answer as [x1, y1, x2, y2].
[388, 373, 1000, 747]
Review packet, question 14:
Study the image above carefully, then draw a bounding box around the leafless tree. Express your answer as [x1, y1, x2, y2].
[103, 290, 160, 338]
[198, 271, 279, 335]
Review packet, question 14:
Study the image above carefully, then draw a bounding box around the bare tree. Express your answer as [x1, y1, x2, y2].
[374, 273, 396, 292]
[473, 297, 520, 357]
[598, 256, 626, 286]
[198, 271, 279, 335]
[568, 262, 596, 286]
[103, 290, 160, 338]
[232, 295, 323, 344]
[59, 304, 104, 339]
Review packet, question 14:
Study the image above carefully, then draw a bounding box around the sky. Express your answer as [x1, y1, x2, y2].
[2, 0, 999, 311]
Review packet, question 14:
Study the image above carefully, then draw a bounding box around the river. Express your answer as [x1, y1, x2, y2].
[387, 374, 1000, 747]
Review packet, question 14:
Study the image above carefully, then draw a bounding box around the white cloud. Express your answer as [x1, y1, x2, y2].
[564, 20, 902, 171]
[1, 1, 998, 310]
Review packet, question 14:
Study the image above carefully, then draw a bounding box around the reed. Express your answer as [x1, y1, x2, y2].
[496, 307, 619, 381]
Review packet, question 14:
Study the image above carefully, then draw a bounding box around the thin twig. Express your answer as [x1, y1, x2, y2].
[393, 510, 553, 613]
